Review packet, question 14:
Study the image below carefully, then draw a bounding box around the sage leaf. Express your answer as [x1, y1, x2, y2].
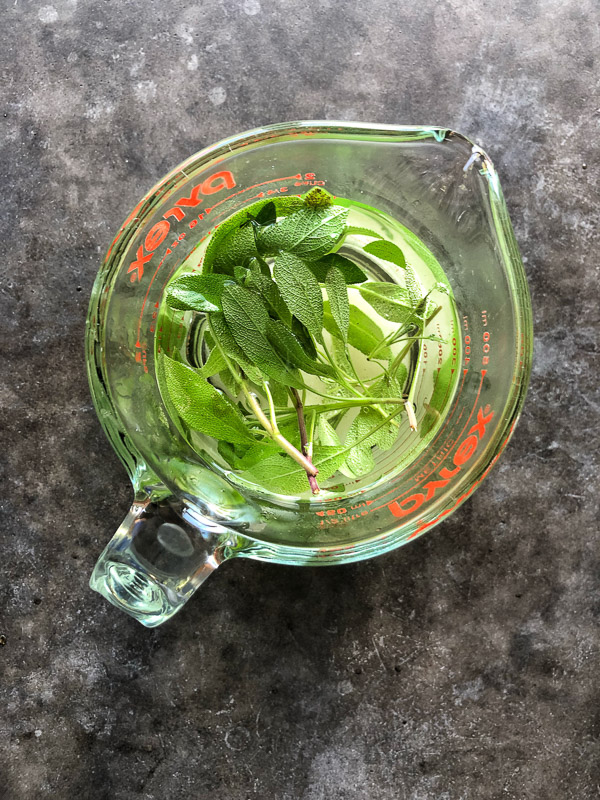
[218, 440, 251, 470]
[209, 312, 264, 385]
[358, 282, 414, 323]
[253, 201, 277, 226]
[165, 273, 231, 312]
[291, 318, 318, 359]
[219, 368, 239, 396]
[258, 206, 348, 260]
[343, 226, 384, 239]
[267, 379, 290, 409]
[163, 356, 254, 445]
[234, 265, 249, 284]
[241, 445, 346, 494]
[312, 445, 349, 479]
[198, 346, 229, 378]
[329, 335, 354, 376]
[404, 263, 422, 306]
[245, 255, 271, 277]
[420, 357, 455, 439]
[323, 302, 391, 359]
[370, 371, 407, 401]
[325, 267, 350, 343]
[266, 319, 335, 378]
[363, 240, 406, 269]
[218, 436, 281, 469]
[273, 252, 324, 343]
[207, 223, 260, 276]
[221, 285, 304, 388]
[341, 405, 399, 477]
[317, 417, 341, 448]
[240, 454, 309, 495]
[237, 442, 281, 469]
[342, 442, 375, 478]
[245, 270, 292, 325]
[307, 253, 367, 284]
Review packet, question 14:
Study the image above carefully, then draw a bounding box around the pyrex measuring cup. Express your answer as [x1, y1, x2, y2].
[87, 121, 532, 627]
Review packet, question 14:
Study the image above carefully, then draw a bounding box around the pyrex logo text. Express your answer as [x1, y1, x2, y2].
[388, 405, 494, 519]
[127, 170, 236, 282]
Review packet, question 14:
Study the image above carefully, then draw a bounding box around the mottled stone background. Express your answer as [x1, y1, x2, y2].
[1, 1, 599, 798]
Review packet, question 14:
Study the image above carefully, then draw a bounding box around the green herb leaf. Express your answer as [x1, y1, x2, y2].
[244, 270, 292, 325]
[218, 440, 252, 469]
[325, 267, 350, 343]
[317, 417, 341, 448]
[165, 273, 231, 312]
[323, 302, 391, 359]
[307, 253, 367, 284]
[329, 335, 354, 376]
[221, 285, 304, 388]
[370, 371, 408, 401]
[312, 445, 349, 479]
[258, 206, 348, 260]
[266, 319, 335, 377]
[203, 195, 324, 275]
[273, 252, 324, 343]
[267, 379, 290, 409]
[292, 318, 318, 359]
[342, 442, 375, 478]
[207, 223, 261, 276]
[240, 445, 346, 494]
[209, 312, 264, 385]
[358, 282, 414, 323]
[420, 358, 455, 439]
[404, 263, 422, 306]
[363, 240, 406, 269]
[163, 356, 255, 445]
[198, 346, 229, 378]
[234, 265, 249, 285]
[271, 195, 306, 215]
[236, 442, 281, 469]
[218, 368, 239, 396]
[343, 225, 384, 239]
[253, 201, 277, 226]
[239, 454, 308, 494]
[341, 404, 400, 477]
[245, 255, 271, 277]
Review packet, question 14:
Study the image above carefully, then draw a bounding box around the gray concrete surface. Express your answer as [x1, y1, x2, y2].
[1, 1, 599, 798]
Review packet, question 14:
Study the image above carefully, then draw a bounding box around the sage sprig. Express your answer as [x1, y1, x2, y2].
[161, 188, 442, 495]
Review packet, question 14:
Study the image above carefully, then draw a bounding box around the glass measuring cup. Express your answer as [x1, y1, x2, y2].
[86, 121, 533, 627]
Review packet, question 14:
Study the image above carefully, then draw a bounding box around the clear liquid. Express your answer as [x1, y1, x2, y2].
[156, 198, 461, 501]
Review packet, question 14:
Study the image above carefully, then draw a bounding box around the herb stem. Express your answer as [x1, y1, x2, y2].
[240, 382, 317, 476]
[275, 395, 407, 423]
[339, 404, 405, 455]
[291, 388, 320, 494]
[263, 381, 279, 432]
[307, 410, 317, 458]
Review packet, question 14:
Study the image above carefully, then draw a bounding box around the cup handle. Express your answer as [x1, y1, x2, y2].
[89, 495, 238, 627]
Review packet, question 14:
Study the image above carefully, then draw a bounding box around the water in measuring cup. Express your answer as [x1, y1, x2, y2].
[156, 198, 461, 501]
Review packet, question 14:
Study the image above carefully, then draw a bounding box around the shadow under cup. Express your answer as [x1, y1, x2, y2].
[87, 122, 532, 626]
